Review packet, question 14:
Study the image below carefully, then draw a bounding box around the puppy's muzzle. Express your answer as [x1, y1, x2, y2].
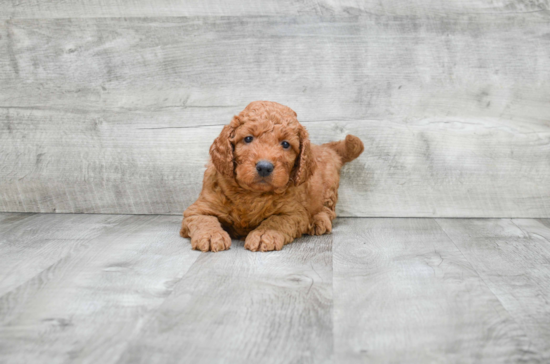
[256, 160, 274, 177]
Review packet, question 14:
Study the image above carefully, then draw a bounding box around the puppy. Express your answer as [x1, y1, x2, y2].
[180, 101, 364, 252]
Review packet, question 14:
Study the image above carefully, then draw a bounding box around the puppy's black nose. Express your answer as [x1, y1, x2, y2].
[256, 160, 274, 177]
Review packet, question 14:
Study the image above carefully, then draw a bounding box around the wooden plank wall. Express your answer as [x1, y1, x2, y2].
[1, 2, 549, 217]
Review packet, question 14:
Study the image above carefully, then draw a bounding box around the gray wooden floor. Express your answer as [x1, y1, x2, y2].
[1, 213, 549, 363]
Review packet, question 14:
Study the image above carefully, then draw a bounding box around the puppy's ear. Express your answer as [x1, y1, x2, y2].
[292, 125, 316, 186]
[210, 122, 236, 178]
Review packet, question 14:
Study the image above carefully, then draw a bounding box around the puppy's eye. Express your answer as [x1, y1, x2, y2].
[281, 141, 290, 149]
[244, 136, 253, 143]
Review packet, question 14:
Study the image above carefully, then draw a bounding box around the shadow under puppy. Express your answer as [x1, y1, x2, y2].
[180, 101, 364, 252]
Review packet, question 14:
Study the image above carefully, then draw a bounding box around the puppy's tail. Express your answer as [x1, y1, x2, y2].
[324, 134, 364, 164]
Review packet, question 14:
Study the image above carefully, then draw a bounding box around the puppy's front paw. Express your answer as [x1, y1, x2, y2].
[309, 213, 333, 235]
[245, 230, 286, 252]
[191, 230, 231, 252]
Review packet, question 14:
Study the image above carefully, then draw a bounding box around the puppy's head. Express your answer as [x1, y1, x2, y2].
[210, 101, 316, 193]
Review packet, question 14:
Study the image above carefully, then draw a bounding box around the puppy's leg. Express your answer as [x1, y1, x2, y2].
[181, 215, 231, 252]
[245, 214, 308, 252]
[308, 205, 337, 235]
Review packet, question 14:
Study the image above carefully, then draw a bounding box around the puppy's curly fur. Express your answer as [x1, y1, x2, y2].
[180, 101, 364, 252]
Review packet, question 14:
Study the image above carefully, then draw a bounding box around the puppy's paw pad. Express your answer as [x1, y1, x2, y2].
[245, 230, 285, 252]
[191, 230, 231, 252]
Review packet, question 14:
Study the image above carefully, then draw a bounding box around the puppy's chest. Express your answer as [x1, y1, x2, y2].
[222, 196, 281, 234]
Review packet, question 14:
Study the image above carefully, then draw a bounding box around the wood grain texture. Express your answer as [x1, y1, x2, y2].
[0, 213, 126, 297]
[117, 235, 333, 364]
[0, 214, 201, 364]
[1, 15, 550, 217]
[437, 218, 550, 360]
[333, 218, 543, 363]
[1, 109, 549, 217]
[0, 212, 332, 364]
[2, 16, 550, 118]
[0, 0, 548, 19]
[2, 213, 550, 362]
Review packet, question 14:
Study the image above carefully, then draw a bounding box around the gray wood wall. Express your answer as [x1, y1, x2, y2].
[1, 2, 549, 217]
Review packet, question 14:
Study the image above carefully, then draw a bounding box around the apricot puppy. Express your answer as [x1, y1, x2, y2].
[180, 101, 364, 252]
